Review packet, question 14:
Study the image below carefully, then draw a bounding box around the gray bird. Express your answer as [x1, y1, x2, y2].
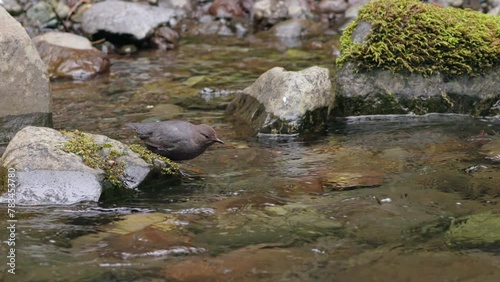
[126, 120, 224, 161]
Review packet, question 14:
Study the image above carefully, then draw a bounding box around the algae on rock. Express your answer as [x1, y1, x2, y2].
[445, 213, 500, 249]
[61, 130, 126, 187]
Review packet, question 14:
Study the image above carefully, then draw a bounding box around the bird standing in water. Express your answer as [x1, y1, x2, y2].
[126, 120, 224, 161]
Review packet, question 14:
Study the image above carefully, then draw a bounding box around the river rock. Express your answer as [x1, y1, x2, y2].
[0, 126, 155, 205]
[150, 26, 179, 50]
[209, 0, 244, 18]
[0, 0, 22, 15]
[82, 0, 176, 43]
[268, 18, 322, 38]
[158, 0, 192, 19]
[335, 0, 500, 116]
[226, 66, 334, 135]
[33, 32, 110, 80]
[0, 6, 51, 146]
[318, 0, 349, 14]
[253, 0, 311, 29]
[26, 1, 56, 26]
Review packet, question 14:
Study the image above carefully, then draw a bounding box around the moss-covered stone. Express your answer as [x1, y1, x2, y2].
[337, 0, 500, 77]
[129, 144, 179, 175]
[61, 130, 126, 187]
[61, 131, 180, 189]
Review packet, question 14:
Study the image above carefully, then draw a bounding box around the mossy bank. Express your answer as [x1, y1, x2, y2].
[334, 0, 500, 116]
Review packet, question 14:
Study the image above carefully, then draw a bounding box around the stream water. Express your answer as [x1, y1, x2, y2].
[1, 37, 500, 281]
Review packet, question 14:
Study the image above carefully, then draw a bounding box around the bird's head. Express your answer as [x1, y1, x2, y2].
[196, 124, 224, 146]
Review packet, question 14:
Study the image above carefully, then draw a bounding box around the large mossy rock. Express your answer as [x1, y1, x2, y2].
[0, 6, 51, 146]
[0, 126, 177, 205]
[334, 0, 500, 116]
[33, 32, 110, 80]
[226, 66, 334, 135]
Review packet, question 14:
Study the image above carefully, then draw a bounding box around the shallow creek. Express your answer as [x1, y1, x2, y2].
[1, 37, 500, 281]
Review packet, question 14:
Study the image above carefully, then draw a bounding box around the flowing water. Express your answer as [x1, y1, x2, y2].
[1, 37, 500, 281]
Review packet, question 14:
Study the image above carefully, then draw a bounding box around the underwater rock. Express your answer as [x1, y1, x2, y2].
[33, 32, 110, 80]
[0, 126, 156, 205]
[82, 0, 175, 43]
[335, 0, 500, 116]
[226, 66, 334, 135]
[445, 213, 500, 249]
[0, 6, 51, 145]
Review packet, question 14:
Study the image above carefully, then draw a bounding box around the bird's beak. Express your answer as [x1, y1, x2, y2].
[214, 138, 224, 144]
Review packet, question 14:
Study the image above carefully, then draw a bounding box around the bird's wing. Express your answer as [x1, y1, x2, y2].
[146, 126, 187, 152]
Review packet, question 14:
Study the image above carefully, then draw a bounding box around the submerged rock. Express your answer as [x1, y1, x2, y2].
[33, 32, 110, 80]
[335, 0, 500, 116]
[0, 6, 51, 145]
[0, 126, 177, 205]
[445, 213, 500, 249]
[226, 66, 334, 135]
[82, 0, 176, 43]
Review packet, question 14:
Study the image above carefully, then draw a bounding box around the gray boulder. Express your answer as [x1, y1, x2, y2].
[0, 126, 152, 205]
[82, 0, 176, 42]
[33, 32, 110, 80]
[226, 66, 334, 135]
[0, 6, 51, 146]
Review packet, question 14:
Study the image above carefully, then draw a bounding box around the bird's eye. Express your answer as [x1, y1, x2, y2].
[202, 133, 210, 139]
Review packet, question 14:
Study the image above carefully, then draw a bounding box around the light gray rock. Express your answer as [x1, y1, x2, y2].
[226, 66, 334, 135]
[0, 6, 51, 145]
[35, 31, 94, 50]
[0, 0, 22, 15]
[268, 18, 322, 38]
[26, 1, 55, 25]
[253, 0, 311, 23]
[82, 0, 176, 42]
[158, 0, 192, 19]
[318, 0, 349, 13]
[0, 126, 152, 205]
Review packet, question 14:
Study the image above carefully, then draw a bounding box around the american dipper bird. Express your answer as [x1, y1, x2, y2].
[126, 120, 224, 161]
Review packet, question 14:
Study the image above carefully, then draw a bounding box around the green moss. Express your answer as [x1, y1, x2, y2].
[337, 0, 500, 77]
[445, 213, 500, 249]
[61, 130, 126, 188]
[129, 144, 179, 175]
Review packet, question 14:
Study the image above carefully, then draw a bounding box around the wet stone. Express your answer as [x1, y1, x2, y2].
[226, 66, 334, 135]
[33, 32, 110, 80]
[0, 126, 153, 205]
